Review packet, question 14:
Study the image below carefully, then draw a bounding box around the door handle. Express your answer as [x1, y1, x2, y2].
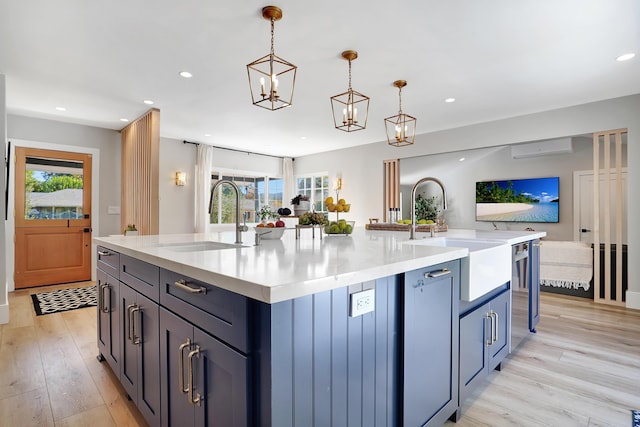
[425, 268, 451, 278]
[131, 306, 141, 345]
[100, 283, 110, 313]
[178, 339, 191, 394]
[485, 313, 493, 346]
[187, 345, 202, 406]
[581, 228, 591, 233]
[491, 311, 498, 343]
[174, 279, 207, 294]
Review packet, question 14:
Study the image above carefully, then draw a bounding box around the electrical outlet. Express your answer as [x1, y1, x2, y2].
[350, 288, 375, 317]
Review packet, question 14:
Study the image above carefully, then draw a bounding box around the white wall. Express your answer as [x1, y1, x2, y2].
[1, 75, 7, 323]
[398, 137, 596, 241]
[294, 94, 640, 309]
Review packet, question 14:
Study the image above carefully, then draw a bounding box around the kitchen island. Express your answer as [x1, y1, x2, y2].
[94, 227, 544, 426]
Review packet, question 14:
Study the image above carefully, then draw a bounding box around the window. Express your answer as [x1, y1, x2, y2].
[296, 174, 329, 212]
[210, 173, 281, 224]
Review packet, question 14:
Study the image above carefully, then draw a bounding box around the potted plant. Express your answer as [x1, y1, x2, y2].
[290, 194, 311, 216]
[257, 205, 278, 223]
[124, 224, 138, 236]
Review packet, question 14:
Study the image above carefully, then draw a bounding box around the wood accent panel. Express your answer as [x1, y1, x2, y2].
[383, 159, 400, 222]
[121, 109, 160, 235]
[592, 129, 627, 306]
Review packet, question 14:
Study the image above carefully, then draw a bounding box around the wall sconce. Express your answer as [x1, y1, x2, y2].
[334, 178, 343, 191]
[175, 171, 186, 186]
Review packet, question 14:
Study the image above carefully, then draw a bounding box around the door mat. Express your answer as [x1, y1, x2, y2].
[31, 285, 97, 316]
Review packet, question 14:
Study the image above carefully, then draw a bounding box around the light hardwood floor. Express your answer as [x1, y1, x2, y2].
[1, 284, 638, 426]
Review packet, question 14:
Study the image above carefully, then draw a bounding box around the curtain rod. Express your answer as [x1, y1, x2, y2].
[183, 140, 293, 161]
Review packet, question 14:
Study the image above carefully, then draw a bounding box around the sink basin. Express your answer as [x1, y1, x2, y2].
[405, 237, 511, 301]
[158, 241, 246, 252]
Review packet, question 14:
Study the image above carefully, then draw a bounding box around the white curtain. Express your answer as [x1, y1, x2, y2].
[283, 157, 294, 207]
[195, 144, 214, 233]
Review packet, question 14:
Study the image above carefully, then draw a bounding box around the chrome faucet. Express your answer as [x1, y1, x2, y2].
[208, 179, 247, 244]
[410, 177, 448, 240]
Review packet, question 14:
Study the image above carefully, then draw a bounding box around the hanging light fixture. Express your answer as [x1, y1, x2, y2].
[384, 80, 416, 147]
[330, 50, 370, 132]
[246, 5, 297, 111]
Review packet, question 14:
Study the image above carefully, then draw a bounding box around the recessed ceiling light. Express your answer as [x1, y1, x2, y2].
[204, 134, 211, 137]
[459, 157, 465, 162]
[143, 100, 154, 105]
[300, 136, 307, 140]
[616, 53, 635, 62]
[445, 98, 456, 103]
[179, 71, 193, 78]
[120, 118, 129, 122]
[55, 106, 66, 111]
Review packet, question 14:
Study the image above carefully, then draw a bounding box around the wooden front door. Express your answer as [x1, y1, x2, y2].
[14, 147, 92, 288]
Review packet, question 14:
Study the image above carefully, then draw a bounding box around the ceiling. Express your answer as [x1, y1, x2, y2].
[1, 1, 639, 158]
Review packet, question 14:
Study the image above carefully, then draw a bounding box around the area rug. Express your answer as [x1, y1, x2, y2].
[31, 285, 97, 316]
[633, 410, 640, 427]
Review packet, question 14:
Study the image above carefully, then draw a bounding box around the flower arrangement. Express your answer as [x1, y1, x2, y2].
[290, 194, 310, 205]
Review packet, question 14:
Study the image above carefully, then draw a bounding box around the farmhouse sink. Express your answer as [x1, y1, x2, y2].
[157, 241, 247, 252]
[405, 237, 511, 301]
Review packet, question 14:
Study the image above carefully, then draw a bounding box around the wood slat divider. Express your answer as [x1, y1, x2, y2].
[121, 109, 160, 235]
[383, 159, 400, 222]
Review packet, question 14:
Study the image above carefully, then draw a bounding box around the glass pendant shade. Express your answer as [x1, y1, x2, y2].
[330, 50, 370, 132]
[247, 6, 297, 111]
[385, 80, 416, 147]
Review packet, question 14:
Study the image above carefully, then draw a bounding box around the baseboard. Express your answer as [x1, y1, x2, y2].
[626, 291, 640, 310]
[0, 302, 9, 324]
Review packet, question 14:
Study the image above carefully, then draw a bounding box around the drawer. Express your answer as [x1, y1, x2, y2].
[160, 268, 249, 354]
[120, 254, 160, 302]
[97, 246, 119, 278]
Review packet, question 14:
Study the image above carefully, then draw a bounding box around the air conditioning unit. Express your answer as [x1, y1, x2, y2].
[511, 138, 573, 159]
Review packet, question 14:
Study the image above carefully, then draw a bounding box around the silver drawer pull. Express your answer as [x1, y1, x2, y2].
[174, 279, 207, 294]
[98, 250, 112, 256]
[425, 268, 451, 278]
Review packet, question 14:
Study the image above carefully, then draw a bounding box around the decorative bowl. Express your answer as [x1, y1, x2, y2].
[324, 220, 355, 235]
[254, 226, 286, 240]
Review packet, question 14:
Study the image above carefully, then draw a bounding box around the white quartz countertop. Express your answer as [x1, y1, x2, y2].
[93, 228, 544, 304]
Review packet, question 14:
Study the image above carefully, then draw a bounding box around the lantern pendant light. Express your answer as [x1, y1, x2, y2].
[330, 50, 370, 132]
[247, 5, 297, 111]
[385, 80, 416, 147]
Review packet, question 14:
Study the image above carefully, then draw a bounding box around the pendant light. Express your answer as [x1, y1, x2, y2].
[330, 50, 370, 132]
[385, 80, 416, 147]
[246, 6, 297, 111]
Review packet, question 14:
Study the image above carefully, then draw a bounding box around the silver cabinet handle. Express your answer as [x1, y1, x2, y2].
[188, 345, 202, 406]
[174, 279, 207, 294]
[178, 339, 191, 394]
[131, 306, 141, 345]
[425, 268, 451, 278]
[98, 250, 112, 256]
[491, 311, 499, 344]
[127, 304, 136, 342]
[100, 283, 110, 313]
[485, 312, 493, 346]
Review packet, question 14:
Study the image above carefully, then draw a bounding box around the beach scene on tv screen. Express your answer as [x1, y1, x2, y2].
[476, 177, 559, 223]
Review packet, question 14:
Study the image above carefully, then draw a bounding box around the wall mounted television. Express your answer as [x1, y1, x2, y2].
[475, 176, 559, 223]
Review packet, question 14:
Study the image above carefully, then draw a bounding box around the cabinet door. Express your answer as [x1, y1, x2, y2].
[403, 263, 459, 427]
[120, 284, 161, 426]
[529, 239, 541, 332]
[120, 283, 138, 400]
[97, 269, 120, 377]
[193, 327, 250, 427]
[459, 301, 490, 403]
[488, 291, 510, 371]
[136, 291, 161, 426]
[160, 308, 196, 427]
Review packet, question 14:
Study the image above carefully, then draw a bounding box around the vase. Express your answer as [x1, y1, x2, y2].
[293, 200, 310, 216]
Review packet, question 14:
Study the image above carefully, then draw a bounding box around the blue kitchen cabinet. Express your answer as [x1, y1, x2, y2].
[403, 260, 460, 427]
[119, 282, 161, 426]
[96, 268, 120, 377]
[159, 307, 250, 427]
[457, 287, 510, 412]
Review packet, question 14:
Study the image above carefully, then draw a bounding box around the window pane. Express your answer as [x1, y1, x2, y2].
[24, 156, 84, 220]
[269, 178, 283, 209]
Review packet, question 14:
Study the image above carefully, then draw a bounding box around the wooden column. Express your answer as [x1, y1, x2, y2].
[383, 159, 400, 222]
